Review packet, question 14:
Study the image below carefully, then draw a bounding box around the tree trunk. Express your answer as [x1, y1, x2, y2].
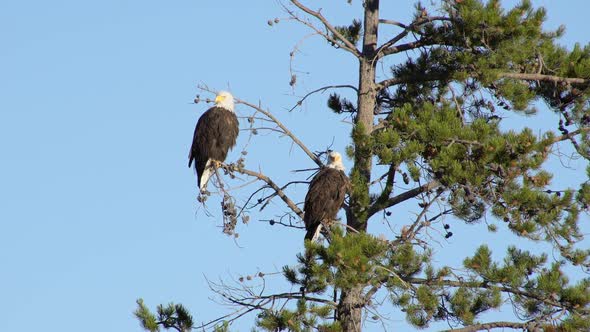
[337, 288, 364, 332]
[348, 0, 379, 232]
[339, 2, 380, 332]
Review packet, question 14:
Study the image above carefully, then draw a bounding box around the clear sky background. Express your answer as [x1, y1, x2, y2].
[1, 1, 588, 331]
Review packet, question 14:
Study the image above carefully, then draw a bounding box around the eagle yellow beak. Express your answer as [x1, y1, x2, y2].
[215, 95, 224, 103]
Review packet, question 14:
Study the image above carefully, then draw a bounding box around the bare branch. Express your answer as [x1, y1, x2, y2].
[376, 72, 448, 90]
[403, 189, 443, 243]
[236, 292, 337, 307]
[367, 180, 439, 218]
[289, 84, 358, 112]
[260, 216, 305, 230]
[288, 0, 361, 57]
[221, 162, 304, 219]
[501, 72, 590, 85]
[258, 181, 308, 211]
[553, 127, 590, 143]
[379, 38, 432, 57]
[441, 321, 530, 332]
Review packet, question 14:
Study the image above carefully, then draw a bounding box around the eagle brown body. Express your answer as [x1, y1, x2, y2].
[189, 92, 239, 191]
[303, 153, 350, 241]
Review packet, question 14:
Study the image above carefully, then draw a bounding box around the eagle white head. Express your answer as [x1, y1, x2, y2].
[327, 151, 345, 171]
[214, 91, 235, 112]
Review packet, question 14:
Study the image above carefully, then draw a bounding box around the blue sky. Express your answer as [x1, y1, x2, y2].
[1, 1, 589, 331]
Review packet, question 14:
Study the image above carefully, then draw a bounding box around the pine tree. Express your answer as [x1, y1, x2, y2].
[136, 1, 590, 331]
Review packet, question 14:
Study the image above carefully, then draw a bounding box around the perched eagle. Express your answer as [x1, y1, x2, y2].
[303, 151, 350, 241]
[188, 91, 239, 191]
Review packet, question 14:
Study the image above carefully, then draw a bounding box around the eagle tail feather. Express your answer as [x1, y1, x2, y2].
[199, 159, 214, 191]
[305, 224, 323, 242]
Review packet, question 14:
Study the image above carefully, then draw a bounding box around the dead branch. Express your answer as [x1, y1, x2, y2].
[441, 321, 531, 332]
[376, 16, 454, 60]
[286, 0, 361, 57]
[260, 216, 305, 230]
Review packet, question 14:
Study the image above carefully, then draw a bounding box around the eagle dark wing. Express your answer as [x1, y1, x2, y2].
[303, 168, 349, 241]
[188, 107, 239, 188]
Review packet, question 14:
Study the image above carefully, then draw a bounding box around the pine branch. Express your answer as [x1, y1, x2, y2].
[405, 277, 590, 314]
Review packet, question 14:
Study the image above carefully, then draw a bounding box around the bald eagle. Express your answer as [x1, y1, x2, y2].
[304, 151, 350, 241]
[189, 91, 239, 191]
